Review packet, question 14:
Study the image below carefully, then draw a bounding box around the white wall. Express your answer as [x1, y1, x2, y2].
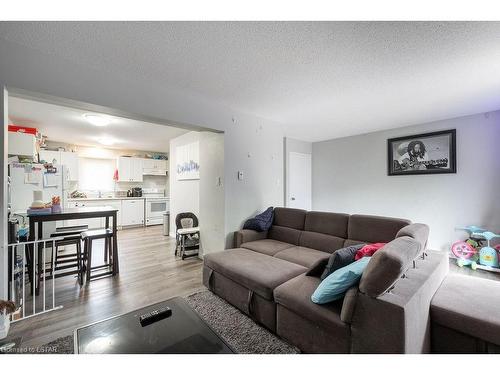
[199, 132, 225, 256]
[312, 111, 500, 251]
[284, 137, 312, 206]
[0, 38, 285, 252]
[169, 132, 201, 236]
[169, 131, 225, 257]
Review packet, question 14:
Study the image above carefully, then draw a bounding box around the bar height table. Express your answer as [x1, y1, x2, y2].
[28, 206, 119, 295]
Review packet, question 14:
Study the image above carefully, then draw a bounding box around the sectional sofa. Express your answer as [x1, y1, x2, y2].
[203, 208, 449, 353]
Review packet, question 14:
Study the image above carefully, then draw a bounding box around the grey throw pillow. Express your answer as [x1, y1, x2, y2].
[320, 243, 366, 280]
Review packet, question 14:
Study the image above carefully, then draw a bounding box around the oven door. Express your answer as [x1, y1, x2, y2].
[146, 199, 168, 224]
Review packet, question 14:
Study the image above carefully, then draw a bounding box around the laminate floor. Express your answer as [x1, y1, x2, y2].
[8, 225, 204, 348]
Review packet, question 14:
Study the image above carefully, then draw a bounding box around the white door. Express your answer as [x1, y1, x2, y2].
[288, 152, 312, 210]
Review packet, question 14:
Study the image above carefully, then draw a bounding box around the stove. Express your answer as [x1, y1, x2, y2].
[143, 188, 169, 226]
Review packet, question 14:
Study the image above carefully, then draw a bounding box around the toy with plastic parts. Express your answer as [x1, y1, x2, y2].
[451, 226, 500, 273]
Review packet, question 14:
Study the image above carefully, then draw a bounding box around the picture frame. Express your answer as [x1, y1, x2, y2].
[176, 141, 200, 180]
[387, 129, 456, 176]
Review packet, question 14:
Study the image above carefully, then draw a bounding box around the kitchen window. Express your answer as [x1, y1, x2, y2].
[78, 157, 115, 191]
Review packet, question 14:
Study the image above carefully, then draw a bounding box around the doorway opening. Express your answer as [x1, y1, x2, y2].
[2, 88, 225, 330]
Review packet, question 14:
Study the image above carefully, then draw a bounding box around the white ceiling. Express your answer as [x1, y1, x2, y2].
[8, 96, 188, 152]
[1, 22, 500, 141]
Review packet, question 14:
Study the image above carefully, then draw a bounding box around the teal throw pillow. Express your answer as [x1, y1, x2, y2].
[311, 256, 371, 304]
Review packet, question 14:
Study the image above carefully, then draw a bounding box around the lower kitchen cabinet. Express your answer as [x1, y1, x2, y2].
[65, 199, 144, 229]
[121, 199, 145, 227]
[66, 201, 104, 229]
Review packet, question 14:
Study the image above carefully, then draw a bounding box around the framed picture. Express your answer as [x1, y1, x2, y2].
[176, 141, 200, 180]
[387, 129, 456, 176]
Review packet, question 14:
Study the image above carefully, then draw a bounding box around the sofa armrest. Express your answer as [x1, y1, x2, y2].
[350, 250, 448, 353]
[234, 229, 268, 248]
[340, 286, 359, 324]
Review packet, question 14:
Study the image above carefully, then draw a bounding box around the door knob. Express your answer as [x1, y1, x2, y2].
[291, 197, 296, 201]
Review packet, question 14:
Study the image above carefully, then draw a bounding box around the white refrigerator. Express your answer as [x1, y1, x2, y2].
[9, 162, 67, 238]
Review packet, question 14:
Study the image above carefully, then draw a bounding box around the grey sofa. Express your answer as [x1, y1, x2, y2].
[203, 207, 448, 353]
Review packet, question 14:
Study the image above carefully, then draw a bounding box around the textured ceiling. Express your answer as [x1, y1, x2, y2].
[8, 97, 187, 152]
[1, 21, 500, 141]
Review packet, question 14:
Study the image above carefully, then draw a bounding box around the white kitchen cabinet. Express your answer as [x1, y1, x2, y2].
[9, 132, 37, 158]
[65, 201, 103, 229]
[104, 200, 122, 228]
[154, 159, 168, 170]
[39, 150, 79, 181]
[117, 157, 143, 182]
[142, 158, 168, 175]
[142, 158, 155, 169]
[39, 150, 61, 164]
[121, 199, 145, 226]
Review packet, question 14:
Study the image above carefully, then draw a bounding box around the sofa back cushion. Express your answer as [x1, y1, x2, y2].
[298, 231, 345, 253]
[359, 236, 422, 297]
[304, 211, 349, 238]
[291, 211, 349, 253]
[273, 207, 307, 230]
[347, 214, 411, 244]
[268, 225, 302, 245]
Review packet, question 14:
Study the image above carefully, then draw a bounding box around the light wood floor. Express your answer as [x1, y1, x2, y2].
[8, 225, 205, 348]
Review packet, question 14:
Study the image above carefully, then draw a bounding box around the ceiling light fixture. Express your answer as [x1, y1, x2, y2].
[84, 113, 111, 127]
[97, 137, 116, 146]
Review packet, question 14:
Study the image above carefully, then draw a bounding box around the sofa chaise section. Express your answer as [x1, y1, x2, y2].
[274, 273, 351, 353]
[203, 248, 307, 330]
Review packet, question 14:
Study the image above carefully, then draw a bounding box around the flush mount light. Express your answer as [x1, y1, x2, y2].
[83, 113, 111, 127]
[97, 137, 116, 146]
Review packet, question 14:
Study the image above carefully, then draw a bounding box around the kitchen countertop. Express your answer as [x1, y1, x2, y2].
[68, 196, 170, 201]
[68, 197, 145, 201]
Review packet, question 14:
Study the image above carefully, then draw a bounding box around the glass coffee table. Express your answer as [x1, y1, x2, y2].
[74, 297, 234, 354]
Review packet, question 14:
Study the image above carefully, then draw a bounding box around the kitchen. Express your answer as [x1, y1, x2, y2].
[7, 96, 188, 242]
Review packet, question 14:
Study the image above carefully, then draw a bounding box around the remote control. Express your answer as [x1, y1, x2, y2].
[139, 306, 172, 326]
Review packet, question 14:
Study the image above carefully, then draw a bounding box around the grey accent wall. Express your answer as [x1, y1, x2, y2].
[312, 111, 500, 250]
[0, 37, 285, 252]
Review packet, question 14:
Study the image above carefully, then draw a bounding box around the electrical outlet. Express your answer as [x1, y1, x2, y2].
[238, 171, 244, 180]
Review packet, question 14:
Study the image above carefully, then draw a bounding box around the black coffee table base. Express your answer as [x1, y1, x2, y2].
[74, 297, 234, 354]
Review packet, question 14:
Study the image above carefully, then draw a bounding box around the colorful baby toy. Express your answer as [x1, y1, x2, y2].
[452, 226, 500, 273]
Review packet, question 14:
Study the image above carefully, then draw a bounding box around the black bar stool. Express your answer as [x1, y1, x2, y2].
[81, 228, 115, 284]
[49, 225, 88, 284]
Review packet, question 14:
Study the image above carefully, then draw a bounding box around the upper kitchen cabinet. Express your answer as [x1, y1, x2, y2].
[117, 156, 143, 182]
[8, 132, 37, 158]
[39, 150, 79, 181]
[142, 158, 168, 175]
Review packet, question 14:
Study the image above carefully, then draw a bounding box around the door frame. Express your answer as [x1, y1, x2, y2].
[1, 86, 8, 299]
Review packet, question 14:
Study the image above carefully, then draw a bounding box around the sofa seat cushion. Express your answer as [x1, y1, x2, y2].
[241, 239, 295, 256]
[204, 248, 307, 300]
[431, 274, 500, 346]
[274, 246, 330, 268]
[274, 273, 349, 335]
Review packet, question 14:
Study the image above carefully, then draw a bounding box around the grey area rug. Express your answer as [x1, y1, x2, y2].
[24, 290, 299, 354]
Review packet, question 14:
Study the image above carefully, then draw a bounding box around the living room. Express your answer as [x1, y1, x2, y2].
[1, 2, 500, 373]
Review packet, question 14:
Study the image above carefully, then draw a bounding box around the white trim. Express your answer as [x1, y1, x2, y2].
[0, 87, 8, 300]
